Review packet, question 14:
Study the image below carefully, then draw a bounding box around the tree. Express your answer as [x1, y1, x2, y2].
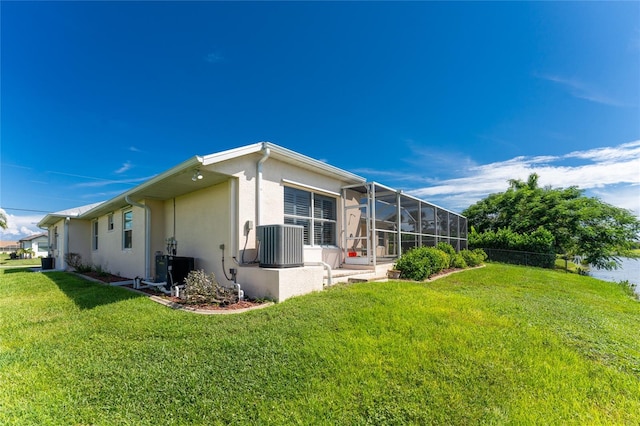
[0, 210, 7, 230]
[463, 174, 640, 270]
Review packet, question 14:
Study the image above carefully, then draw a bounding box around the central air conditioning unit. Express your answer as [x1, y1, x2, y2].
[257, 224, 304, 268]
[155, 255, 195, 289]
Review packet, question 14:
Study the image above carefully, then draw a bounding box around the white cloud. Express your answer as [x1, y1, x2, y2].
[129, 146, 142, 153]
[397, 140, 640, 216]
[115, 161, 133, 174]
[0, 209, 44, 240]
[590, 185, 640, 215]
[565, 140, 640, 163]
[536, 73, 626, 107]
[75, 175, 154, 188]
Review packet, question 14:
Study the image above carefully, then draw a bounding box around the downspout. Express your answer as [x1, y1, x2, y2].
[63, 217, 70, 270]
[256, 143, 271, 227]
[125, 195, 151, 280]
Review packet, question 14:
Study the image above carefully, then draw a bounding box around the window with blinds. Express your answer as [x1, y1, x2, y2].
[284, 186, 337, 245]
[123, 210, 133, 249]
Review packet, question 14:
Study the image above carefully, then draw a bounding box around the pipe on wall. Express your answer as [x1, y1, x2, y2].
[63, 217, 70, 270]
[256, 142, 271, 228]
[125, 195, 151, 280]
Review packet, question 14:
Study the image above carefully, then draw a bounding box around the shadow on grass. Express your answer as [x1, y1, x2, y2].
[43, 271, 144, 310]
[1, 267, 38, 274]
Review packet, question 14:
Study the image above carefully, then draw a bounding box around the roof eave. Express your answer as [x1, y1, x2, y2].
[81, 156, 204, 218]
[201, 142, 366, 184]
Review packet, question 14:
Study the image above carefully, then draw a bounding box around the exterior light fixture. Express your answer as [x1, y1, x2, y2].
[192, 170, 203, 181]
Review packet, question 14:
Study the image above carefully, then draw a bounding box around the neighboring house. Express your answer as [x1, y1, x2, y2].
[0, 241, 20, 254]
[38, 142, 467, 302]
[19, 233, 50, 258]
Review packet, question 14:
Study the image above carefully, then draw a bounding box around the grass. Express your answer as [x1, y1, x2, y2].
[0, 253, 41, 267]
[1, 264, 639, 425]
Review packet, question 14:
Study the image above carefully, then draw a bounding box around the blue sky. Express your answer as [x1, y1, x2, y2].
[2, 1, 639, 240]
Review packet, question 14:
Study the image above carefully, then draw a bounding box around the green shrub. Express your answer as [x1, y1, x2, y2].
[395, 247, 450, 281]
[451, 253, 468, 269]
[473, 248, 488, 261]
[395, 249, 430, 281]
[436, 242, 456, 267]
[461, 249, 487, 267]
[93, 264, 109, 277]
[433, 249, 450, 272]
[469, 226, 555, 254]
[75, 263, 94, 273]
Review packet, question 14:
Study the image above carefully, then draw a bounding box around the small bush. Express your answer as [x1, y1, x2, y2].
[433, 249, 450, 272]
[473, 248, 488, 262]
[75, 263, 94, 273]
[451, 253, 468, 269]
[461, 249, 487, 267]
[394, 249, 430, 281]
[183, 269, 237, 305]
[436, 242, 456, 267]
[93, 264, 109, 277]
[65, 253, 84, 270]
[395, 247, 450, 281]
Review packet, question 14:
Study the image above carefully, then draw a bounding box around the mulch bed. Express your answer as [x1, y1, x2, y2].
[129, 286, 265, 310]
[77, 272, 265, 310]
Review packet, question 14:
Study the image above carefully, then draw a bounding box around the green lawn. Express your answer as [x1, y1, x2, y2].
[1, 264, 638, 425]
[0, 253, 41, 267]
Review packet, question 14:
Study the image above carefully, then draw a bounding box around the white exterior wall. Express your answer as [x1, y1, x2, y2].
[32, 236, 50, 257]
[70, 184, 232, 281]
[48, 147, 370, 302]
[89, 206, 146, 279]
[165, 181, 231, 284]
[69, 220, 92, 266]
[20, 236, 49, 257]
[238, 265, 324, 302]
[262, 159, 347, 269]
[48, 218, 91, 270]
[206, 154, 351, 270]
[49, 220, 64, 269]
[146, 199, 166, 266]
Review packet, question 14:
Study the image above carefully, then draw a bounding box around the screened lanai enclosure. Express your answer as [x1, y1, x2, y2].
[342, 182, 467, 266]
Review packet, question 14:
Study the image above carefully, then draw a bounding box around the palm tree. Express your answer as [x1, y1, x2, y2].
[0, 210, 7, 230]
[508, 173, 539, 191]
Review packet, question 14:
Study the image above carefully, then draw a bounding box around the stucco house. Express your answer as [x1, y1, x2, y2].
[19, 233, 50, 258]
[38, 142, 467, 302]
[0, 241, 20, 255]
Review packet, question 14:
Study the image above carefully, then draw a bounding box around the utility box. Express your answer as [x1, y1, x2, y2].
[257, 224, 304, 268]
[155, 255, 195, 289]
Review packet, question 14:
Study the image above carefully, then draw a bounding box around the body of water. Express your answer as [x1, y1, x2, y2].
[588, 257, 640, 296]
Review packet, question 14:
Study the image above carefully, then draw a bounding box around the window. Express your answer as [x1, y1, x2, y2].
[284, 186, 336, 245]
[123, 210, 133, 249]
[92, 220, 99, 250]
[107, 213, 114, 231]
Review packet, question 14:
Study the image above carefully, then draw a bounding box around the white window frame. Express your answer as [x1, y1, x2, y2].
[123, 210, 133, 250]
[107, 213, 114, 232]
[92, 220, 99, 251]
[284, 186, 337, 246]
